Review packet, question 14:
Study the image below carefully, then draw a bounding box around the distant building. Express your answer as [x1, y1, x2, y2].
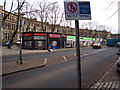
[80, 29, 111, 39]
[0, 5, 111, 43]
[111, 34, 120, 39]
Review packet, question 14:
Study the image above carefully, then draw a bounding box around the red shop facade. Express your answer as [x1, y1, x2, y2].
[22, 32, 67, 50]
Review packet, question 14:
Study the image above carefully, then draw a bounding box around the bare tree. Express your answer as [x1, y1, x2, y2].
[7, 0, 25, 48]
[22, 1, 38, 32]
[59, 10, 72, 33]
[34, 0, 52, 32]
[48, 2, 58, 32]
[47, 2, 68, 32]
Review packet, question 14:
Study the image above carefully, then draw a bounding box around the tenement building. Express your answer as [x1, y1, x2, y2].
[0, 5, 111, 43]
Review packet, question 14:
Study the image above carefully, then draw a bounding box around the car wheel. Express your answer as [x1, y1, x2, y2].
[117, 69, 120, 73]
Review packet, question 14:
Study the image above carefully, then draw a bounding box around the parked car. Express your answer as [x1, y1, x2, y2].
[92, 41, 102, 49]
[116, 52, 120, 73]
[2, 41, 10, 46]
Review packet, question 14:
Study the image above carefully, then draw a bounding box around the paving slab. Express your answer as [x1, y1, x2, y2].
[2, 58, 45, 75]
[90, 81, 120, 89]
[90, 60, 120, 89]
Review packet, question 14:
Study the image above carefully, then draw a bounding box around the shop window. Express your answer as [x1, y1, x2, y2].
[34, 41, 46, 49]
[38, 41, 42, 47]
[8, 23, 10, 30]
[23, 41, 32, 49]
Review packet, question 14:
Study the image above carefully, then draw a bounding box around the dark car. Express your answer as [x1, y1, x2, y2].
[116, 58, 120, 73]
[2, 41, 10, 46]
[92, 41, 102, 49]
[116, 52, 120, 73]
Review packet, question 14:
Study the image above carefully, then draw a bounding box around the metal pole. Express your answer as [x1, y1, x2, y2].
[0, 11, 2, 45]
[75, 20, 81, 89]
[18, 0, 22, 64]
[118, 1, 120, 52]
[19, 18, 22, 64]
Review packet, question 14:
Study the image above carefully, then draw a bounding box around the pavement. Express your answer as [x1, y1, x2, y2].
[1, 45, 120, 89]
[1, 45, 77, 75]
[90, 63, 120, 89]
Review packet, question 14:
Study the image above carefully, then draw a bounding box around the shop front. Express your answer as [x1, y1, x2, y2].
[80, 37, 95, 47]
[60, 34, 67, 48]
[22, 32, 67, 50]
[66, 35, 76, 48]
[48, 33, 61, 49]
[66, 35, 95, 47]
[22, 32, 47, 50]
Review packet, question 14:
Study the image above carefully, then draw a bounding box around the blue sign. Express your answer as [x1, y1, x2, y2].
[79, 2, 91, 14]
[64, 1, 91, 20]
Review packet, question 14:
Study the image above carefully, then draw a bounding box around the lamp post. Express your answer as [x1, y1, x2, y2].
[0, 6, 3, 45]
[17, 0, 22, 64]
[19, 13, 25, 64]
[16, 0, 25, 64]
[19, 17, 22, 64]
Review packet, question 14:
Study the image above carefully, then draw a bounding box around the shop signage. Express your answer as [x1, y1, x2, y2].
[48, 34, 60, 38]
[34, 33, 46, 36]
[23, 36, 32, 40]
[22, 33, 32, 36]
[34, 36, 47, 40]
[67, 36, 76, 39]
[61, 35, 67, 37]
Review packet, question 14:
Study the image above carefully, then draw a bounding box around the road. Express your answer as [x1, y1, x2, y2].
[3, 47, 118, 88]
[2, 46, 110, 63]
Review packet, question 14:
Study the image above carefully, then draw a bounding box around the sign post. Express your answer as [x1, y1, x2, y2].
[64, 1, 91, 88]
[75, 20, 81, 88]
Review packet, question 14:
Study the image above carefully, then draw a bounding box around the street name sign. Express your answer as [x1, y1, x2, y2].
[64, 1, 91, 20]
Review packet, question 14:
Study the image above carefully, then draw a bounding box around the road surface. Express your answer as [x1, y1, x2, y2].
[3, 47, 118, 88]
[3, 46, 110, 63]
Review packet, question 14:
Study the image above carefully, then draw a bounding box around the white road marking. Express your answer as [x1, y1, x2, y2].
[43, 58, 48, 65]
[63, 56, 67, 62]
[81, 48, 111, 57]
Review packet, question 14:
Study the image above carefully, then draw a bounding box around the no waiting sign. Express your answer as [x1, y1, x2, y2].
[64, 1, 91, 20]
[67, 2, 78, 13]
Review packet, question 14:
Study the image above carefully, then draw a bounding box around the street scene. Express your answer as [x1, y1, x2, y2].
[0, 0, 120, 89]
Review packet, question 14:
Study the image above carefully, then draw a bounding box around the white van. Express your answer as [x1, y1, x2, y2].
[16, 39, 22, 45]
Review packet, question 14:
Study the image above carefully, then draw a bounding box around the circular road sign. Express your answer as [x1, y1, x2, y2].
[67, 2, 78, 13]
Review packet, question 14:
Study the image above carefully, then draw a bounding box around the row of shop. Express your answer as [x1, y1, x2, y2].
[21, 32, 95, 50]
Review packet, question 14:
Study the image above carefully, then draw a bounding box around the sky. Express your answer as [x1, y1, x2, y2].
[0, 0, 119, 34]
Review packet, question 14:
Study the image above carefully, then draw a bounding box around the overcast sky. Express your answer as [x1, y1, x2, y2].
[0, 0, 119, 34]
